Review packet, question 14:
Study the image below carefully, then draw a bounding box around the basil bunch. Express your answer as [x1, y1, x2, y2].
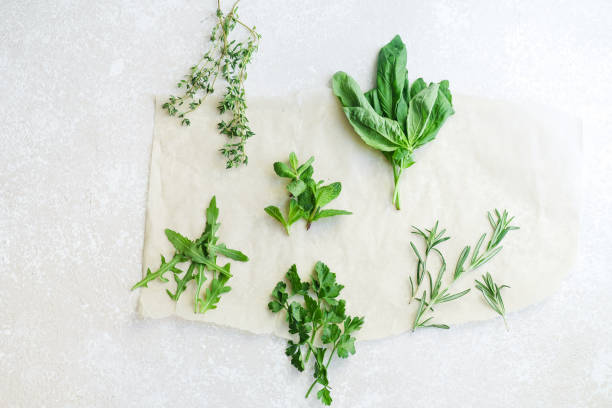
[332, 35, 455, 209]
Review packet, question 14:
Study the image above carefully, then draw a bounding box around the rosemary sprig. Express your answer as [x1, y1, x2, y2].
[411, 222, 470, 331]
[163, 0, 261, 168]
[454, 209, 519, 280]
[408, 221, 450, 303]
[474, 272, 510, 330]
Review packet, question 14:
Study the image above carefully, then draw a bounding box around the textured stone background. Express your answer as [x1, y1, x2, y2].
[1, 0, 611, 406]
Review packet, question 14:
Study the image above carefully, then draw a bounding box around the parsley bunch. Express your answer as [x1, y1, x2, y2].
[265, 153, 352, 234]
[269, 262, 365, 405]
[132, 196, 248, 314]
[163, 0, 261, 168]
[332, 35, 454, 209]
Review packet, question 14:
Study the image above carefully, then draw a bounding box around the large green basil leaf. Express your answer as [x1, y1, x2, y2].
[342, 106, 408, 152]
[364, 88, 383, 116]
[332, 71, 371, 109]
[394, 71, 410, 132]
[414, 87, 454, 148]
[406, 83, 439, 147]
[409, 78, 427, 99]
[376, 35, 407, 119]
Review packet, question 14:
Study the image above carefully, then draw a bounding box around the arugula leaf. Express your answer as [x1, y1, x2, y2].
[332, 35, 455, 210]
[132, 196, 248, 315]
[269, 262, 364, 406]
[265, 153, 351, 234]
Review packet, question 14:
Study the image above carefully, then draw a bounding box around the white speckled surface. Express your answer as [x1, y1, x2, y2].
[1, 0, 611, 406]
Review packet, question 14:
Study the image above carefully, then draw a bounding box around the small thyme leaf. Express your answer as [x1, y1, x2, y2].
[163, 1, 261, 168]
[269, 262, 364, 406]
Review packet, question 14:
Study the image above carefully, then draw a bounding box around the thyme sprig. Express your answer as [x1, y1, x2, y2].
[475, 272, 510, 330]
[163, 0, 261, 168]
[454, 209, 519, 280]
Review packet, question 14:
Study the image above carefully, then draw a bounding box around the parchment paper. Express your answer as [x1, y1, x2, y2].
[138, 89, 581, 340]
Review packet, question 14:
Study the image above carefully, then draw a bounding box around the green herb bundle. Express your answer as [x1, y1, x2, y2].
[163, 0, 261, 168]
[410, 209, 518, 330]
[332, 35, 454, 209]
[132, 196, 248, 314]
[265, 152, 352, 234]
[269, 262, 364, 405]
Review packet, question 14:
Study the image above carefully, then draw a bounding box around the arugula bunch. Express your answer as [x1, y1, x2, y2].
[269, 262, 364, 405]
[332, 35, 455, 209]
[265, 153, 352, 234]
[132, 196, 249, 314]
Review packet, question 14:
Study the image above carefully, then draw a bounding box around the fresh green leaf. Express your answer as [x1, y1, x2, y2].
[376, 34, 407, 119]
[342, 106, 408, 151]
[331, 71, 372, 109]
[265, 205, 287, 227]
[315, 182, 342, 208]
[274, 161, 297, 179]
[406, 83, 440, 147]
[314, 209, 352, 220]
[287, 179, 306, 197]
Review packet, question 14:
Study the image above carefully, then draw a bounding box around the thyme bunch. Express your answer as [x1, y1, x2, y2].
[163, 0, 261, 168]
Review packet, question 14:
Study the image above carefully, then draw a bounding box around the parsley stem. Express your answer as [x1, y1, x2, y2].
[305, 378, 319, 399]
